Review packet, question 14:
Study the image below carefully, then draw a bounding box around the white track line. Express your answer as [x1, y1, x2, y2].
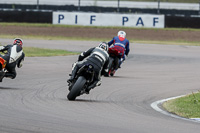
[151, 95, 200, 123]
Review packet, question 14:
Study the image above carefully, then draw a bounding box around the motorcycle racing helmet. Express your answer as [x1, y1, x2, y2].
[98, 42, 108, 51]
[13, 38, 23, 47]
[117, 31, 126, 41]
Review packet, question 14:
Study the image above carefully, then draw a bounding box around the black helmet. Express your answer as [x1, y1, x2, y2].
[98, 42, 108, 51]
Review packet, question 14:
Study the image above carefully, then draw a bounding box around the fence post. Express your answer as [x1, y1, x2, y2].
[199, 0, 200, 15]
[36, 0, 39, 10]
[117, 0, 120, 12]
[157, 0, 160, 14]
[78, 0, 81, 11]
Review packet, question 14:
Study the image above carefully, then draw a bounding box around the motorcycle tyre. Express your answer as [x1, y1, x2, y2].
[110, 57, 119, 76]
[104, 57, 114, 77]
[67, 76, 86, 101]
[108, 57, 114, 76]
[0, 71, 5, 82]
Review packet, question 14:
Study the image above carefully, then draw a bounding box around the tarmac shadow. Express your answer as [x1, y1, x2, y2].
[0, 86, 21, 90]
[75, 99, 102, 103]
[104, 76, 130, 79]
[62, 98, 108, 103]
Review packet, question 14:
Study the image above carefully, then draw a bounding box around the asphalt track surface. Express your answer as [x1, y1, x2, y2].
[0, 39, 200, 133]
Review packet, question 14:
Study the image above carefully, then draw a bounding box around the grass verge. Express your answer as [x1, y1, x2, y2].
[162, 92, 200, 118]
[1, 22, 200, 46]
[1, 22, 200, 31]
[0, 34, 200, 46]
[0, 34, 104, 41]
[23, 47, 79, 57]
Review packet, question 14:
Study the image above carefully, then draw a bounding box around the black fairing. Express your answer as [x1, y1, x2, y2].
[69, 64, 95, 92]
[76, 64, 95, 84]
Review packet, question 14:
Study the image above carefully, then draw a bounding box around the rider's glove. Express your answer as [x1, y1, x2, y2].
[17, 59, 24, 68]
[0, 46, 4, 51]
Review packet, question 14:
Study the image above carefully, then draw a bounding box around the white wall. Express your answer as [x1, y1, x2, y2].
[53, 12, 165, 28]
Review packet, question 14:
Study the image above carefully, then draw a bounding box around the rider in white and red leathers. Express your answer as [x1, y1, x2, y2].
[108, 31, 130, 71]
[0, 38, 25, 81]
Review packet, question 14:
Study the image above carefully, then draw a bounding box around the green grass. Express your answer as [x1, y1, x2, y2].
[0, 22, 82, 28]
[1, 22, 200, 32]
[0, 34, 105, 41]
[163, 92, 200, 118]
[0, 22, 200, 49]
[1, 34, 199, 46]
[23, 47, 79, 57]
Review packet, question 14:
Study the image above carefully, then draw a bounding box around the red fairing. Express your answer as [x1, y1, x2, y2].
[108, 47, 124, 58]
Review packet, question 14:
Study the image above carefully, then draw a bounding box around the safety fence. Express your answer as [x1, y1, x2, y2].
[0, 0, 200, 16]
[0, 1, 200, 28]
[1, 10, 200, 28]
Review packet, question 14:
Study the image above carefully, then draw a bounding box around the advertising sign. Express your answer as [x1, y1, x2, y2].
[53, 12, 165, 28]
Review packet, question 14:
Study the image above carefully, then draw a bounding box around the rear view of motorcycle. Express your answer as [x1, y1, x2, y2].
[0, 57, 6, 82]
[67, 64, 95, 101]
[104, 47, 122, 77]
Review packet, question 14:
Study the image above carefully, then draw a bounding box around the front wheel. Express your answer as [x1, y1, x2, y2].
[0, 70, 5, 82]
[67, 76, 86, 101]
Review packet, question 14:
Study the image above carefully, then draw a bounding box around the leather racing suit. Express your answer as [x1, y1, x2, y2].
[108, 36, 130, 68]
[68, 47, 109, 90]
[0, 43, 25, 79]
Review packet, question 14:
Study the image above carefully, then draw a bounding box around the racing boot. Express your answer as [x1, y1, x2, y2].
[67, 62, 78, 85]
[4, 72, 15, 79]
[67, 73, 75, 86]
[86, 80, 101, 94]
[118, 63, 121, 68]
[110, 70, 115, 76]
[118, 58, 125, 69]
[67, 66, 78, 86]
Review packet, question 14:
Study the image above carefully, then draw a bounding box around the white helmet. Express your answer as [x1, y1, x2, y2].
[117, 31, 126, 38]
[98, 42, 108, 51]
[13, 38, 23, 46]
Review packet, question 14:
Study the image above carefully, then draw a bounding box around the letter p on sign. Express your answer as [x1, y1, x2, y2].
[58, 14, 64, 23]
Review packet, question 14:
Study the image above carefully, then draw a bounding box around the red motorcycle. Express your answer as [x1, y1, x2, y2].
[104, 47, 123, 77]
[0, 57, 7, 82]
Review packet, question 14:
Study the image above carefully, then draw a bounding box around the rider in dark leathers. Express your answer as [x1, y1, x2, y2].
[0, 38, 25, 81]
[67, 42, 109, 93]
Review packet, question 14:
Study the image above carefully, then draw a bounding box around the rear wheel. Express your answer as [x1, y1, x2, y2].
[110, 57, 119, 76]
[104, 57, 114, 77]
[67, 76, 86, 101]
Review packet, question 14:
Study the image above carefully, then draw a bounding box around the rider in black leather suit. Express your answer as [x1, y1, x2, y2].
[67, 42, 109, 93]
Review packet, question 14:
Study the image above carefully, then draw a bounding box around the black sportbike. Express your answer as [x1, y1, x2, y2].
[67, 64, 95, 101]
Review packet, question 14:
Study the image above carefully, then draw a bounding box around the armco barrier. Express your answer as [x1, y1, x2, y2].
[0, 11, 200, 28]
[165, 15, 200, 28]
[0, 10, 52, 23]
[0, 4, 199, 16]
